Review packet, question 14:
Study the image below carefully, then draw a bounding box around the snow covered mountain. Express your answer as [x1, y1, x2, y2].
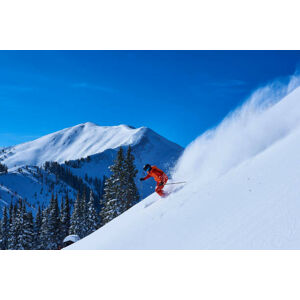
[67, 81, 300, 250]
[0, 123, 183, 213]
[0, 122, 179, 169]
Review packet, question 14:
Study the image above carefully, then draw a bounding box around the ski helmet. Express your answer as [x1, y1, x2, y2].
[143, 164, 151, 172]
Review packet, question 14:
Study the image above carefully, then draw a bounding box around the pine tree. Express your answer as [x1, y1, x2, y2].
[80, 190, 89, 238]
[60, 197, 64, 241]
[8, 201, 13, 226]
[47, 194, 61, 249]
[39, 207, 50, 250]
[38, 194, 61, 250]
[86, 190, 99, 235]
[13, 200, 34, 250]
[60, 194, 70, 241]
[34, 205, 42, 249]
[99, 176, 107, 210]
[22, 211, 34, 250]
[100, 147, 126, 226]
[0, 206, 9, 249]
[123, 146, 140, 211]
[69, 192, 84, 238]
[8, 202, 18, 249]
[14, 200, 25, 250]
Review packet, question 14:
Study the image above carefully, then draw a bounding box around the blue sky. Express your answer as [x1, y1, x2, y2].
[0, 50, 300, 147]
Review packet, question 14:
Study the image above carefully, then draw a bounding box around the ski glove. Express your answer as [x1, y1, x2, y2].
[140, 178, 145, 181]
[158, 182, 164, 186]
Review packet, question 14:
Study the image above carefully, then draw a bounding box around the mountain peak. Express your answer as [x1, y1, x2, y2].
[77, 122, 136, 130]
[0, 122, 182, 169]
[119, 124, 136, 130]
[82, 121, 98, 127]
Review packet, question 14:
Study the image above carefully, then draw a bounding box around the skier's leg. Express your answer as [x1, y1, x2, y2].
[155, 174, 169, 197]
[162, 174, 168, 185]
[155, 184, 165, 197]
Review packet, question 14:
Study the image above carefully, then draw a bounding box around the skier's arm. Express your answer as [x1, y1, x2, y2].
[140, 173, 152, 181]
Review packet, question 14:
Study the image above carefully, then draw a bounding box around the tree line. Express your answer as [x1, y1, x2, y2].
[0, 191, 95, 250]
[0, 146, 140, 250]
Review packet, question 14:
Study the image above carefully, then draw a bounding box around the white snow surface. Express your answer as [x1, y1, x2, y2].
[1, 123, 149, 169]
[68, 78, 300, 250]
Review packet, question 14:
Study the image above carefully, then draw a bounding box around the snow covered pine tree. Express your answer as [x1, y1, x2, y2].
[0, 207, 9, 249]
[123, 146, 140, 211]
[86, 190, 99, 235]
[100, 147, 139, 226]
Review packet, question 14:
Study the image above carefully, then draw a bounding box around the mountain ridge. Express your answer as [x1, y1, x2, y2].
[0, 122, 182, 170]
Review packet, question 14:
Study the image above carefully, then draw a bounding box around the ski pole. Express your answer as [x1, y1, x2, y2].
[165, 181, 187, 185]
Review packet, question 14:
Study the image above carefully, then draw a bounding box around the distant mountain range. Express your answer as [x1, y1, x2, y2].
[0, 123, 183, 214]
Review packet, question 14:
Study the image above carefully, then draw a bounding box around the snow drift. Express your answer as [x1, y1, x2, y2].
[173, 74, 300, 185]
[68, 75, 300, 250]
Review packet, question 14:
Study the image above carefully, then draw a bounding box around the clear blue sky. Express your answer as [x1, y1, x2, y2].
[0, 50, 300, 148]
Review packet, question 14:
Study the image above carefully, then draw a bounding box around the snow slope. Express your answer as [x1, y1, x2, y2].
[68, 79, 300, 250]
[0, 166, 78, 215]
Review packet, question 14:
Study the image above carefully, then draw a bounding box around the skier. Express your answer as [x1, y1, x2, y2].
[140, 164, 168, 197]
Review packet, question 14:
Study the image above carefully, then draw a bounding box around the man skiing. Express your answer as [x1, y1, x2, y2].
[140, 164, 168, 197]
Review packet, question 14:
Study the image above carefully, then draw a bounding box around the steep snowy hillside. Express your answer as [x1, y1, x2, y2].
[68, 83, 300, 250]
[0, 122, 182, 170]
[0, 166, 78, 215]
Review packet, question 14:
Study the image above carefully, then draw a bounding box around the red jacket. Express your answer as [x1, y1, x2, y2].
[143, 166, 168, 183]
